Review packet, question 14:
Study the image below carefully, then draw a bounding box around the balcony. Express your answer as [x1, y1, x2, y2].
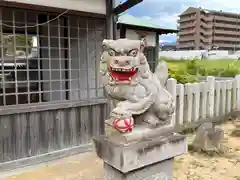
[200, 15, 213, 21]
[199, 42, 210, 50]
[178, 15, 196, 23]
[179, 21, 196, 29]
[214, 29, 240, 35]
[214, 35, 240, 42]
[213, 43, 239, 48]
[214, 22, 240, 29]
[200, 21, 213, 29]
[214, 15, 240, 23]
[178, 36, 196, 42]
[178, 29, 195, 35]
[200, 36, 212, 43]
[200, 28, 213, 35]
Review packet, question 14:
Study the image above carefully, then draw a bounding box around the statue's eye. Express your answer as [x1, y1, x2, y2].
[108, 49, 116, 56]
[128, 49, 138, 57]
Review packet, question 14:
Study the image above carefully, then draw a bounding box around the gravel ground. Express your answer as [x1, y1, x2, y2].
[2, 121, 240, 180]
[173, 121, 240, 180]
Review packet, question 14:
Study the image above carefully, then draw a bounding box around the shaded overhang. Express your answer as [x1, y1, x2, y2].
[113, 0, 143, 15]
[117, 22, 178, 35]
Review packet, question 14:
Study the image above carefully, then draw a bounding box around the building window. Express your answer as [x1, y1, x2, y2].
[0, 8, 106, 106]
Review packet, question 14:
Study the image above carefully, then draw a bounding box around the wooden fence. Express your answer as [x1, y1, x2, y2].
[166, 75, 240, 127]
[0, 100, 107, 171]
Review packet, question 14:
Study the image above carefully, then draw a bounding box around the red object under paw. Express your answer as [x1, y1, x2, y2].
[113, 118, 134, 133]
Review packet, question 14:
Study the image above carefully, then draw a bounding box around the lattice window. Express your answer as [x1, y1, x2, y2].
[0, 7, 106, 106]
[144, 47, 157, 72]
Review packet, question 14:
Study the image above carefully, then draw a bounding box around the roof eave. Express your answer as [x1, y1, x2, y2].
[117, 22, 178, 34]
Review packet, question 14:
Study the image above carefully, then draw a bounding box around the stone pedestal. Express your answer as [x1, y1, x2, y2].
[93, 133, 187, 180]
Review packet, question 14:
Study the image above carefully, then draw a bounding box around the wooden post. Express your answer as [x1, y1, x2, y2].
[220, 81, 226, 116]
[207, 76, 215, 118]
[176, 84, 184, 125]
[226, 80, 232, 114]
[166, 78, 177, 126]
[155, 33, 159, 64]
[106, 0, 114, 39]
[200, 82, 208, 119]
[184, 83, 193, 123]
[192, 83, 200, 122]
[119, 24, 126, 38]
[235, 75, 240, 110]
[215, 81, 221, 116]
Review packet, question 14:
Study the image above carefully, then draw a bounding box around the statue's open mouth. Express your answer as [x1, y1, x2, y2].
[110, 67, 138, 81]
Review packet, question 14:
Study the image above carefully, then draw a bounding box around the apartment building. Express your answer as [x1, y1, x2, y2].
[177, 7, 240, 51]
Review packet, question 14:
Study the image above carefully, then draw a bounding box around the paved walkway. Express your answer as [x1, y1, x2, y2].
[0, 152, 103, 180]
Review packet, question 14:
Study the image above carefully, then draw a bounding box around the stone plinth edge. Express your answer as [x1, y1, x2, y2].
[92, 133, 188, 173]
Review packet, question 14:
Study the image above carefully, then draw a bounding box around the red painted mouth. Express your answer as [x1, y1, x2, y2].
[110, 67, 138, 81]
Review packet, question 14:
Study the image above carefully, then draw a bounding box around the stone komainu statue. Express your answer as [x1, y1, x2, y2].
[100, 38, 175, 133]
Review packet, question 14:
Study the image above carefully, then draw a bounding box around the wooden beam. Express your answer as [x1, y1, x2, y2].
[155, 33, 159, 62]
[106, 0, 114, 39]
[119, 24, 126, 38]
[113, 0, 143, 15]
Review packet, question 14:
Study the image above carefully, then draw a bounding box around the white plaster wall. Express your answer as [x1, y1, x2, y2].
[158, 50, 239, 60]
[3, 0, 106, 14]
[124, 29, 156, 47]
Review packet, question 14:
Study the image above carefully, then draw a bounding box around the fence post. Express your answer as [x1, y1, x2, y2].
[226, 80, 232, 114]
[192, 83, 200, 122]
[200, 82, 207, 119]
[167, 78, 177, 126]
[232, 77, 237, 111]
[236, 75, 240, 110]
[215, 81, 221, 116]
[184, 83, 193, 123]
[221, 81, 227, 116]
[177, 84, 184, 125]
[207, 76, 215, 118]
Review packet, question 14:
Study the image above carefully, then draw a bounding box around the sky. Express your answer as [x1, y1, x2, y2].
[115, 0, 240, 43]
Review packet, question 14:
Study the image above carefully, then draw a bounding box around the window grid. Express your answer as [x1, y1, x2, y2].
[0, 8, 106, 106]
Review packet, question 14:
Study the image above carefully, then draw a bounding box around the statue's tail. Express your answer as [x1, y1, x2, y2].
[154, 60, 169, 87]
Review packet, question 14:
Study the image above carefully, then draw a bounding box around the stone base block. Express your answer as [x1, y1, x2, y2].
[93, 133, 187, 180]
[104, 158, 173, 180]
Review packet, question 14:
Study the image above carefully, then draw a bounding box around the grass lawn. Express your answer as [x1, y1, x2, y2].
[164, 59, 240, 71]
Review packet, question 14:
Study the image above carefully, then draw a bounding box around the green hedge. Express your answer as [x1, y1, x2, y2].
[161, 58, 240, 84]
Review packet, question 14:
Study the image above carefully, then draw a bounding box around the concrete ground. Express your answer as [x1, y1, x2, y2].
[0, 152, 103, 180]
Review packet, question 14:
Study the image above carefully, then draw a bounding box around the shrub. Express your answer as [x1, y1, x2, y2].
[220, 63, 240, 77]
[164, 58, 240, 78]
[206, 68, 223, 76]
[168, 64, 199, 84]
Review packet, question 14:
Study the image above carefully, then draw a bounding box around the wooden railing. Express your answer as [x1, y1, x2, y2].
[166, 75, 240, 127]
